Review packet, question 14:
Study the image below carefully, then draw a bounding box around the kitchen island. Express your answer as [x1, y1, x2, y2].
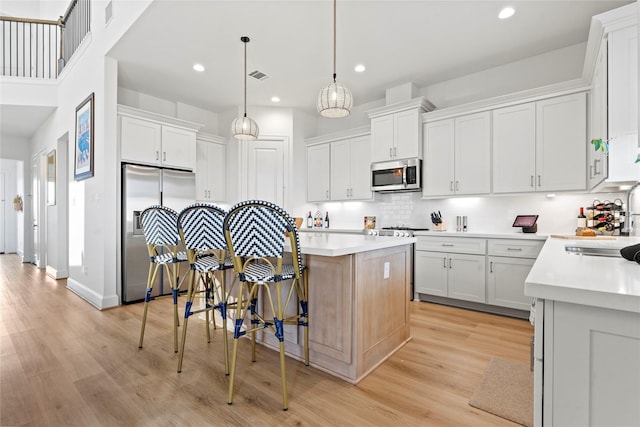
[262, 233, 416, 384]
[525, 236, 640, 427]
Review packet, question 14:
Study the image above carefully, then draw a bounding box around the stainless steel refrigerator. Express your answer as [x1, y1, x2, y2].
[121, 163, 195, 303]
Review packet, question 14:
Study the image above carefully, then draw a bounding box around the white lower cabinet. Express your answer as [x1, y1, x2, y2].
[535, 299, 640, 427]
[487, 239, 544, 311]
[414, 236, 486, 303]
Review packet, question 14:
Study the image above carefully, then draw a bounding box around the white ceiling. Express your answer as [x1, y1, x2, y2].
[0, 0, 633, 139]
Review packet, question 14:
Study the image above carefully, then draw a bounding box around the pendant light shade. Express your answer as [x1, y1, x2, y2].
[317, 0, 352, 118]
[232, 36, 259, 140]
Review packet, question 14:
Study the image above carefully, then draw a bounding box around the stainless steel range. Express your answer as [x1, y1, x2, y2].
[366, 226, 430, 237]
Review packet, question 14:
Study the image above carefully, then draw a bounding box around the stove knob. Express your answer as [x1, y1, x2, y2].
[393, 230, 400, 237]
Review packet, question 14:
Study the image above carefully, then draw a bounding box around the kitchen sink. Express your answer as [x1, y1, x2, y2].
[564, 245, 622, 258]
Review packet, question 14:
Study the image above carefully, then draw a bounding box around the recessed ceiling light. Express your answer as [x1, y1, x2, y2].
[498, 7, 515, 19]
[354, 64, 366, 72]
[193, 63, 205, 72]
[271, 96, 280, 103]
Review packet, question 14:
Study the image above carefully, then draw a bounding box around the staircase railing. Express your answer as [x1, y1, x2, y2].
[0, 0, 91, 79]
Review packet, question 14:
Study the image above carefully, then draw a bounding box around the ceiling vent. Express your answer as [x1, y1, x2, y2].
[249, 70, 270, 81]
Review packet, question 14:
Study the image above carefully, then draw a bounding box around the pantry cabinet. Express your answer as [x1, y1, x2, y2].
[118, 105, 201, 170]
[423, 111, 491, 197]
[195, 134, 226, 202]
[492, 92, 587, 193]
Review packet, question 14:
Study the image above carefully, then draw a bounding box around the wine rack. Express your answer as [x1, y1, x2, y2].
[586, 199, 624, 235]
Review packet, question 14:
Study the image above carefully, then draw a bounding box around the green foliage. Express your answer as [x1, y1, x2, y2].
[590, 138, 609, 153]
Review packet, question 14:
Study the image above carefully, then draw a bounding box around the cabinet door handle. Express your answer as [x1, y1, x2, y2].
[203, 190, 207, 198]
[394, 147, 397, 157]
[156, 151, 159, 161]
[530, 175, 534, 188]
[594, 159, 601, 176]
[448, 258, 452, 269]
[490, 261, 493, 273]
[443, 257, 447, 268]
[163, 151, 167, 161]
[389, 147, 393, 158]
[441, 243, 454, 247]
[455, 180, 459, 192]
[450, 181, 454, 192]
[326, 190, 329, 199]
[507, 247, 522, 251]
[537, 175, 541, 187]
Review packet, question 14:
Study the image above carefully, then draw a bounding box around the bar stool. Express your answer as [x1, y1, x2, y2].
[138, 205, 188, 353]
[223, 200, 309, 410]
[176, 203, 235, 374]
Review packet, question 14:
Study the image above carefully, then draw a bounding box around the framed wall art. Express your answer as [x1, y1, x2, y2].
[74, 92, 94, 181]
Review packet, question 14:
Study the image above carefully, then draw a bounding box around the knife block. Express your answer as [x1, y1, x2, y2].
[433, 220, 447, 231]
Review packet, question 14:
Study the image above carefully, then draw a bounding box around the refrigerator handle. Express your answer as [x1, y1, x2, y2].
[133, 210, 144, 235]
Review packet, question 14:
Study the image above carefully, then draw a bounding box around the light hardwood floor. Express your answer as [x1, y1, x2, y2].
[0, 254, 532, 426]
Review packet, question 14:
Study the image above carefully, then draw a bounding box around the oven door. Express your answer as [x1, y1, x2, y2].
[371, 159, 421, 192]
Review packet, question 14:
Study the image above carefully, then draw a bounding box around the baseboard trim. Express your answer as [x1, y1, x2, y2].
[46, 266, 69, 279]
[66, 278, 120, 310]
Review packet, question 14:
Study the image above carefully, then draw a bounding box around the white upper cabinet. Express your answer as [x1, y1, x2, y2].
[492, 103, 536, 193]
[492, 93, 587, 193]
[307, 143, 331, 202]
[368, 98, 434, 163]
[536, 92, 587, 192]
[588, 38, 609, 189]
[371, 110, 421, 162]
[423, 111, 491, 197]
[118, 105, 201, 170]
[195, 135, 226, 202]
[306, 128, 372, 202]
[330, 135, 372, 201]
[606, 25, 639, 182]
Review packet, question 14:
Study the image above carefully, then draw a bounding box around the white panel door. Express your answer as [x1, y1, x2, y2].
[247, 139, 284, 206]
[423, 119, 455, 197]
[370, 115, 394, 162]
[161, 126, 195, 170]
[414, 251, 448, 297]
[349, 135, 373, 200]
[536, 93, 587, 192]
[447, 253, 486, 303]
[120, 116, 161, 165]
[492, 102, 536, 193]
[307, 144, 331, 202]
[330, 139, 351, 201]
[454, 111, 491, 195]
[394, 109, 421, 160]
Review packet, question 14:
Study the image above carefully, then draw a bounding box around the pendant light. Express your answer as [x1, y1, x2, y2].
[317, 0, 352, 118]
[231, 36, 259, 140]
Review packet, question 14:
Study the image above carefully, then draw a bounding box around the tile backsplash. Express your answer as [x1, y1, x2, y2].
[298, 190, 629, 235]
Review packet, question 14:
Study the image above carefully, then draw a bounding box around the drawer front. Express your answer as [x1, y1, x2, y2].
[487, 239, 544, 258]
[415, 236, 486, 255]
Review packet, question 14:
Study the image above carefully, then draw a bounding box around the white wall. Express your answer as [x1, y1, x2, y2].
[0, 159, 19, 253]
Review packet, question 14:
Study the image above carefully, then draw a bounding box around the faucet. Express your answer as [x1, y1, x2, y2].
[621, 181, 640, 236]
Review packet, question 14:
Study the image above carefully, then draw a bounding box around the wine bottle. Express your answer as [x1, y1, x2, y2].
[577, 207, 587, 228]
[306, 211, 313, 228]
[324, 211, 330, 228]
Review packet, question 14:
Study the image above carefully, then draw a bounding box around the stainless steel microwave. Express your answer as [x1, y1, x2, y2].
[371, 158, 421, 192]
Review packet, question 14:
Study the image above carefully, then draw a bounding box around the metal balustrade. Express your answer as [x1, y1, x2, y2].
[0, 0, 90, 79]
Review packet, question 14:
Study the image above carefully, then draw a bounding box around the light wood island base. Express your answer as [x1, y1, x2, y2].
[258, 244, 413, 383]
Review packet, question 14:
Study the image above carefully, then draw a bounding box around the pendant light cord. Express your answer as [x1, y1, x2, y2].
[243, 38, 248, 117]
[333, 0, 336, 83]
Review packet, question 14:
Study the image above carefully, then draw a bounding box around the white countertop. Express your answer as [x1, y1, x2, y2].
[292, 233, 416, 257]
[413, 230, 547, 240]
[525, 236, 640, 313]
